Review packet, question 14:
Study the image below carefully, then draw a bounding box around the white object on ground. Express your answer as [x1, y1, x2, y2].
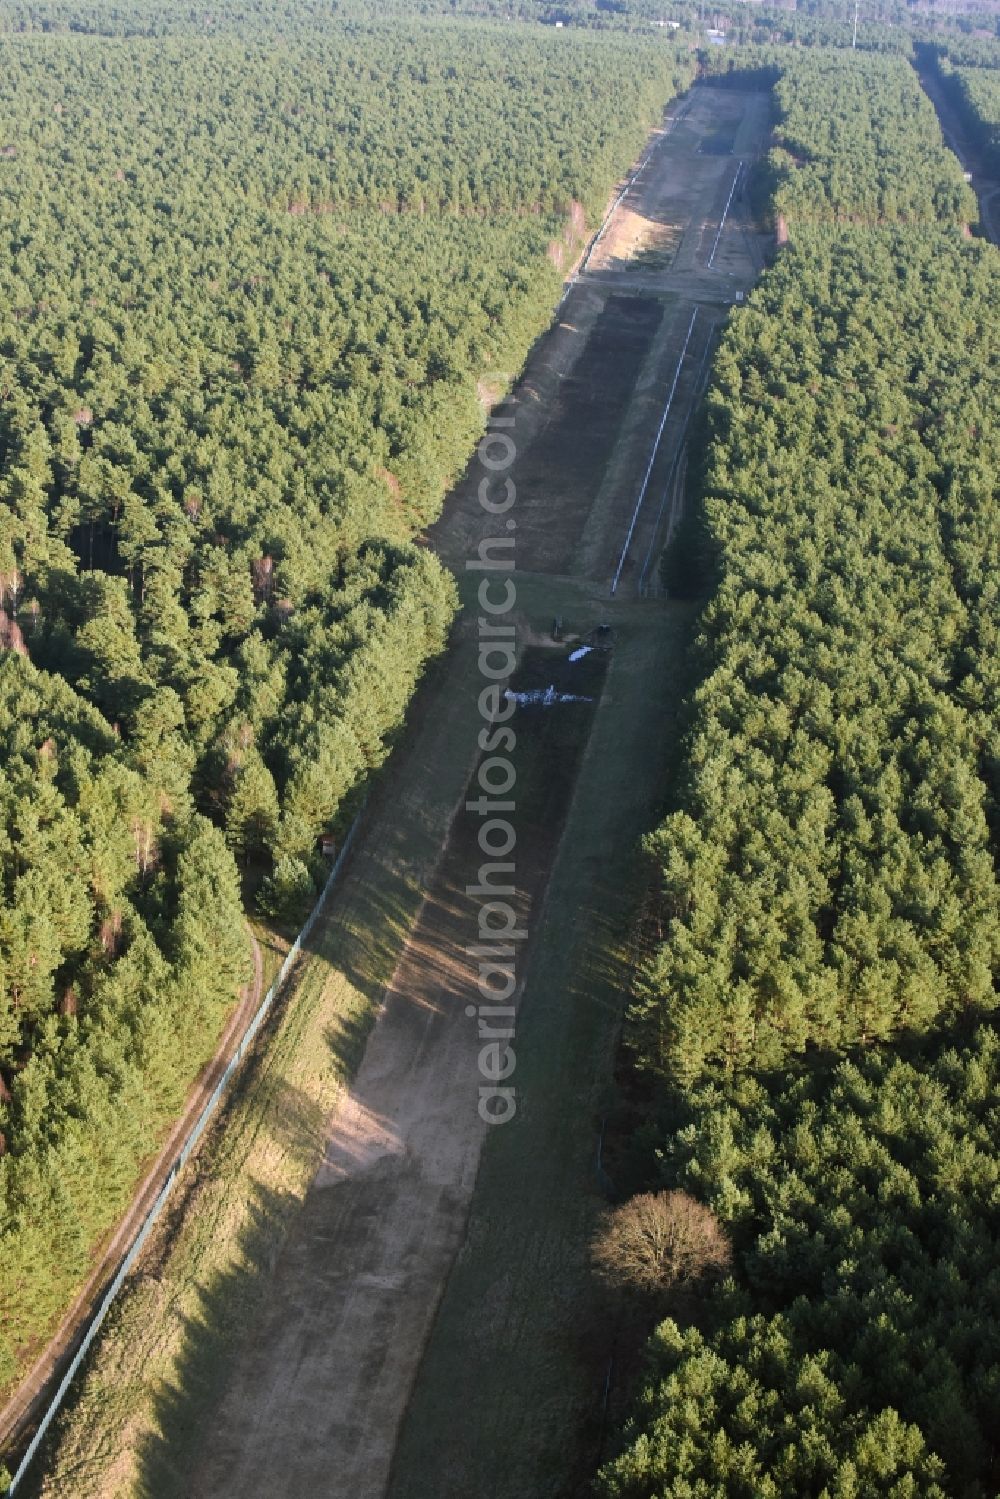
[568, 646, 593, 662]
[504, 685, 593, 707]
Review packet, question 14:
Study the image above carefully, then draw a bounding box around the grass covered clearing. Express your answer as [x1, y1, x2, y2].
[389, 582, 698, 1499]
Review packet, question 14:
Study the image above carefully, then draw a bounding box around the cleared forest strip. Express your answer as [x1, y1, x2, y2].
[33, 79, 770, 1499]
[388, 591, 700, 1499]
[917, 56, 1000, 245]
[187, 644, 608, 1499]
[610, 305, 698, 595]
[387, 86, 775, 1499]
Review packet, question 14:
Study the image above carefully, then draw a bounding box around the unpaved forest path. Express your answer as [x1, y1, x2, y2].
[0, 926, 265, 1457]
[186, 84, 773, 1499]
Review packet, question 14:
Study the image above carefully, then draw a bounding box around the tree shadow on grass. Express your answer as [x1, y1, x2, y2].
[308, 861, 426, 1022]
[132, 727, 468, 1494]
[134, 1177, 297, 1499]
[132, 974, 378, 1498]
[305, 777, 473, 1022]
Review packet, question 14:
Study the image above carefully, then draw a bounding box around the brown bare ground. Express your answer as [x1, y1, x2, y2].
[433, 86, 771, 596]
[189, 654, 602, 1499]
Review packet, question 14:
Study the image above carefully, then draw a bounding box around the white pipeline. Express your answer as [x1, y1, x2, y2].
[707, 160, 743, 271]
[610, 306, 698, 597]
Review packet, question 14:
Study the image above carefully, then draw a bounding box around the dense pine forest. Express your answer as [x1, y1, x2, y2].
[770, 54, 975, 223]
[634, 228, 999, 1082]
[600, 49, 1000, 1497]
[925, 33, 1000, 70]
[940, 58, 1000, 167]
[0, 9, 694, 1390]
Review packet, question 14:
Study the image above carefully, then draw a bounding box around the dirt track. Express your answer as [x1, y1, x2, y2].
[191, 836, 497, 1498]
[190, 652, 602, 1499]
[0, 926, 264, 1460]
[184, 83, 772, 1499]
[432, 85, 771, 595]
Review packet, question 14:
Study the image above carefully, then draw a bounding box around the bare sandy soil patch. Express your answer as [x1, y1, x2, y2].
[188, 650, 607, 1499]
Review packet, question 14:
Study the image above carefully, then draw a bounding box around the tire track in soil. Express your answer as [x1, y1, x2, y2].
[189, 657, 606, 1499]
